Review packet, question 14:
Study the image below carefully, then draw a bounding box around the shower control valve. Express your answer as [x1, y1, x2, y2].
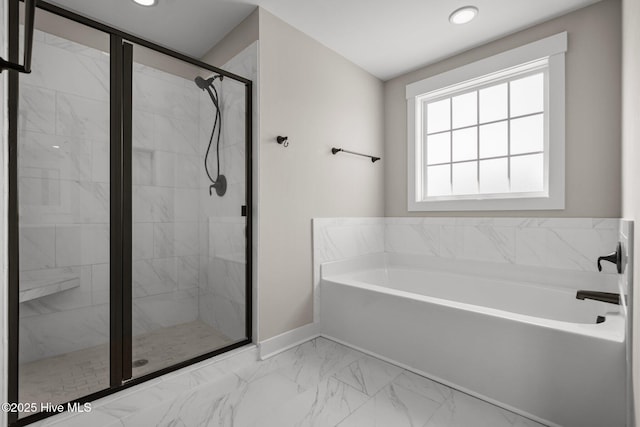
[597, 242, 623, 274]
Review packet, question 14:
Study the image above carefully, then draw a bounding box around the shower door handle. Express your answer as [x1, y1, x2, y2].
[241, 205, 247, 217]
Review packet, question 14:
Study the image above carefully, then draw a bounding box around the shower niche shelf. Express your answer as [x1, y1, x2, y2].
[19, 275, 80, 303]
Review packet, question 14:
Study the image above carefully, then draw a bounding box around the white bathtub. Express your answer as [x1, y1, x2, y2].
[320, 253, 626, 427]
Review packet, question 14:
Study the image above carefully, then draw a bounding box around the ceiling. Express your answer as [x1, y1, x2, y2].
[46, 0, 602, 80]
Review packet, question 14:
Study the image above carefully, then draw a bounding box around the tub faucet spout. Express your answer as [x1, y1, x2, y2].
[576, 290, 622, 305]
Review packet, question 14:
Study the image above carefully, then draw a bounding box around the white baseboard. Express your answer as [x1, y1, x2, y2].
[258, 322, 320, 360]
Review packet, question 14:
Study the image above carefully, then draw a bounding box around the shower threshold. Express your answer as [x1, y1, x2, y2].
[18, 320, 232, 418]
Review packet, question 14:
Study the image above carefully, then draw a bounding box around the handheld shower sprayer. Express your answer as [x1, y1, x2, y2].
[195, 74, 226, 197]
[195, 75, 221, 90]
[194, 76, 212, 89]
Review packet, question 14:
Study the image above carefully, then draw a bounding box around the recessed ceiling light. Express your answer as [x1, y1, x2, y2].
[449, 6, 478, 25]
[133, 0, 156, 6]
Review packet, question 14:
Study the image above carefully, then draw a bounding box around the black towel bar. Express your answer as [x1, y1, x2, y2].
[331, 147, 380, 163]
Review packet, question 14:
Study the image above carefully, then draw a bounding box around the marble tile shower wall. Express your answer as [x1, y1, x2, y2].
[17, 30, 210, 362]
[18, 31, 111, 363]
[198, 43, 257, 341]
[131, 61, 202, 336]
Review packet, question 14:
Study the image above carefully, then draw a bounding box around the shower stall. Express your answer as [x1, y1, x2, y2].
[7, 2, 252, 425]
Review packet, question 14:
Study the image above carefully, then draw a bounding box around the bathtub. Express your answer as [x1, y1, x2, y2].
[320, 253, 626, 427]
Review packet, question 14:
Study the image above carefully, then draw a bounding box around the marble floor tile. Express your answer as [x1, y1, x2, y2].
[424, 389, 547, 427]
[337, 382, 441, 427]
[212, 337, 352, 386]
[42, 409, 124, 427]
[119, 374, 247, 427]
[119, 387, 234, 427]
[220, 344, 303, 383]
[32, 337, 548, 427]
[123, 371, 304, 427]
[94, 365, 233, 422]
[277, 338, 363, 389]
[333, 354, 403, 396]
[223, 371, 307, 427]
[256, 376, 369, 427]
[511, 419, 548, 427]
[392, 370, 452, 404]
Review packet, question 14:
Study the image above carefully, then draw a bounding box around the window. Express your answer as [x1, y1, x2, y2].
[407, 32, 567, 211]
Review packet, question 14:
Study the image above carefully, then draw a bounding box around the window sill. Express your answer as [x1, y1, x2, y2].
[408, 194, 564, 212]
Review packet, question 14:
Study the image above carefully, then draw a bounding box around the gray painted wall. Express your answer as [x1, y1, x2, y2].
[257, 9, 384, 340]
[202, 8, 385, 341]
[384, 0, 621, 218]
[201, 8, 258, 69]
[622, 0, 640, 422]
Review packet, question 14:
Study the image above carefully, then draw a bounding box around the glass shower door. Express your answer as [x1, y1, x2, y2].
[8, 3, 251, 424]
[129, 43, 248, 377]
[16, 7, 111, 417]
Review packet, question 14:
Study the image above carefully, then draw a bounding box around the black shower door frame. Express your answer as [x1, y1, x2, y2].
[6, 1, 253, 425]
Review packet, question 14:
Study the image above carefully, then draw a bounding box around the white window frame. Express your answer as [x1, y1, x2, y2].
[406, 32, 567, 211]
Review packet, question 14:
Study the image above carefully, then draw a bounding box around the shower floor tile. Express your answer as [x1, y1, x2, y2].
[19, 320, 232, 417]
[131, 320, 232, 377]
[34, 337, 548, 427]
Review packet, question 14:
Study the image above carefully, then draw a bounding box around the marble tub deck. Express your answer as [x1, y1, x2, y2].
[33, 337, 546, 427]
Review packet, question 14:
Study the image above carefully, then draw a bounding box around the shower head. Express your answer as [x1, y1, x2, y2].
[194, 74, 222, 90]
[194, 76, 214, 89]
